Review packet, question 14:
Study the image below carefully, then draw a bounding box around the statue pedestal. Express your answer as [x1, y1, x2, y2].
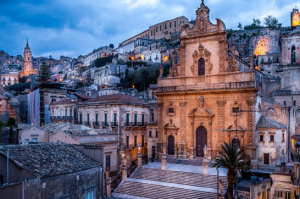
[161, 154, 167, 170]
[137, 154, 142, 167]
[121, 167, 128, 181]
[203, 157, 208, 175]
[207, 147, 212, 161]
[190, 147, 195, 160]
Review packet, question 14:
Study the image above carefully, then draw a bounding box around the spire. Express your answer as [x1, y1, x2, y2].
[26, 38, 29, 48]
[201, 0, 204, 5]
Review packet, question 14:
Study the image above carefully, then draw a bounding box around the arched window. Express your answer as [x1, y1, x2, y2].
[198, 58, 205, 76]
[292, 46, 296, 64]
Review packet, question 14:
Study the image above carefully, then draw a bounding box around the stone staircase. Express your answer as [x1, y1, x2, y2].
[113, 166, 227, 199]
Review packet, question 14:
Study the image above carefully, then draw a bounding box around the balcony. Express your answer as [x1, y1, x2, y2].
[51, 116, 73, 122]
[111, 122, 119, 127]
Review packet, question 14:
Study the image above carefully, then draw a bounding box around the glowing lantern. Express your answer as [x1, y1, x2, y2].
[164, 56, 169, 62]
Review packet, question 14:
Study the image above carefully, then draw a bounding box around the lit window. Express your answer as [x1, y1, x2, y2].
[32, 138, 37, 143]
[85, 191, 94, 199]
[25, 139, 29, 145]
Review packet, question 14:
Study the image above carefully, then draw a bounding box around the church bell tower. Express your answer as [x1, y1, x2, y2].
[291, 7, 300, 27]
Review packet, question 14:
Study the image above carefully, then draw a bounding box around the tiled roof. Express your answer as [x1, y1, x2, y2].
[0, 143, 101, 178]
[50, 98, 76, 105]
[40, 123, 70, 133]
[75, 94, 92, 100]
[256, 116, 287, 129]
[83, 94, 146, 104]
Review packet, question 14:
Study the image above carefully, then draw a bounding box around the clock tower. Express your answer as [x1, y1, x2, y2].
[291, 7, 300, 27]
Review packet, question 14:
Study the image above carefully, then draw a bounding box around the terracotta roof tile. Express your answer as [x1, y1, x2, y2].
[0, 143, 100, 178]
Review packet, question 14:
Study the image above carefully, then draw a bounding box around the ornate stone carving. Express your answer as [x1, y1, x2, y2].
[157, 102, 164, 108]
[191, 43, 213, 75]
[179, 101, 188, 107]
[198, 96, 204, 108]
[246, 99, 256, 106]
[180, 1, 225, 38]
[217, 100, 226, 107]
[227, 43, 240, 72]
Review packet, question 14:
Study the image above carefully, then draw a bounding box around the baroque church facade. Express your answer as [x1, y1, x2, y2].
[156, 1, 265, 161]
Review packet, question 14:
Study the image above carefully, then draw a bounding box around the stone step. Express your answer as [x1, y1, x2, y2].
[115, 181, 217, 199]
[132, 168, 228, 189]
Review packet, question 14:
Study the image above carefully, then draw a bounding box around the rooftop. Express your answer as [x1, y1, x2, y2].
[256, 116, 287, 129]
[0, 143, 101, 178]
[80, 94, 148, 105]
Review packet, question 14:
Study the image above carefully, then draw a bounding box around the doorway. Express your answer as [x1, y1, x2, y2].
[264, 153, 270, 165]
[196, 126, 207, 157]
[168, 135, 175, 155]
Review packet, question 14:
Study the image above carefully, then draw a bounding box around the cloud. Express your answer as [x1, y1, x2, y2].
[0, 0, 299, 58]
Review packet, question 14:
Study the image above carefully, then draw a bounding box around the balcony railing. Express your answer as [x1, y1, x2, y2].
[125, 122, 148, 127]
[51, 116, 73, 120]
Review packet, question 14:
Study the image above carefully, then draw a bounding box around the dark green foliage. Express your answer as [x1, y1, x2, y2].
[94, 56, 113, 68]
[238, 22, 243, 30]
[120, 65, 160, 91]
[5, 82, 31, 92]
[6, 117, 17, 137]
[109, 44, 114, 49]
[19, 76, 28, 84]
[264, 16, 281, 28]
[244, 19, 263, 30]
[213, 143, 249, 199]
[38, 62, 51, 83]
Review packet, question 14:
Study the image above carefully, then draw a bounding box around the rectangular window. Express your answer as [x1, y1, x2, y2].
[25, 139, 29, 145]
[151, 30, 153, 36]
[126, 136, 129, 148]
[284, 101, 286, 106]
[270, 135, 274, 142]
[285, 191, 291, 199]
[170, 22, 172, 28]
[104, 113, 107, 125]
[142, 114, 145, 125]
[126, 113, 129, 126]
[156, 26, 158, 32]
[168, 108, 174, 114]
[151, 113, 154, 122]
[134, 113, 137, 126]
[149, 131, 152, 138]
[65, 109, 67, 117]
[32, 138, 37, 142]
[156, 131, 158, 138]
[95, 113, 98, 125]
[174, 21, 177, 27]
[160, 25, 162, 31]
[282, 132, 285, 142]
[114, 113, 117, 125]
[294, 100, 296, 106]
[87, 113, 90, 125]
[232, 107, 240, 113]
[85, 191, 94, 199]
[165, 23, 167, 30]
[106, 155, 111, 170]
[70, 109, 72, 117]
[134, 135, 137, 148]
[142, 135, 145, 147]
[260, 134, 264, 142]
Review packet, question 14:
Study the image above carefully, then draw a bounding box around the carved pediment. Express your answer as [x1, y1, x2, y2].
[180, 1, 225, 37]
[226, 125, 247, 131]
[227, 44, 240, 72]
[164, 119, 179, 130]
[188, 107, 215, 117]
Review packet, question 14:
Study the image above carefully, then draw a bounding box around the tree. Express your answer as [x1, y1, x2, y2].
[244, 18, 263, 30]
[213, 143, 249, 199]
[264, 15, 280, 28]
[109, 44, 114, 49]
[37, 62, 51, 83]
[19, 76, 28, 84]
[6, 117, 17, 140]
[238, 22, 243, 30]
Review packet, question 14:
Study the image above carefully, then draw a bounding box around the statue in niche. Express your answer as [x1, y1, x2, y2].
[138, 142, 142, 155]
[203, 144, 207, 157]
[198, 96, 204, 108]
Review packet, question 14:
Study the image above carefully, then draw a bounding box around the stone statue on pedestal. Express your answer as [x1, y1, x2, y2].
[203, 144, 207, 157]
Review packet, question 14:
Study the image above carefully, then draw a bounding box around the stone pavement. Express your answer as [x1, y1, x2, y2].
[113, 162, 228, 199]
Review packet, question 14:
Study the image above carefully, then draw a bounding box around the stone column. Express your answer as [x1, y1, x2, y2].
[190, 120, 195, 159]
[161, 143, 167, 170]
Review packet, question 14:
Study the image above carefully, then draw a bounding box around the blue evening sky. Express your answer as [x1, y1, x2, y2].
[0, 0, 298, 58]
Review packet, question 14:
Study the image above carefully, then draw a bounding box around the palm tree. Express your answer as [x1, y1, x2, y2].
[213, 142, 249, 199]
